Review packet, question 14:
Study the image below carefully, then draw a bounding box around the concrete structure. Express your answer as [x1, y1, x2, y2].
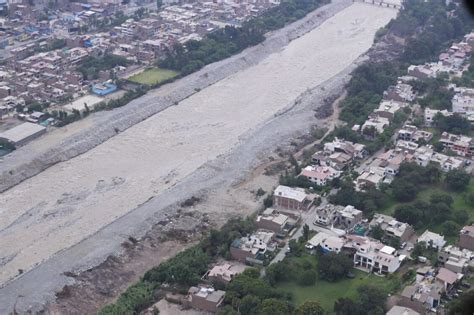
[374, 100, 405, 120]
[299, 165, 341, 186]
[204, 262, 246, 284]
[458, 225, 474, 251]
[399, 281, 443, 314]
[230, 231, 275, 265]
[314, 204, 363, 229]
[439, 132, 474, 157]
[370, 214, 415, 242]
[184, 285, 225, 313]
[255, 208, 290, 234]
[397, 125, 432, 143]
[417, 230, 446, 250]
[386, 306, 420, 315]
[384, 82, 416, 103]
[273, 185, 315, 211]
[0, 122, 46, 146]
[438, 245, 474, 273]
[346, 235, 402, 275]
[424, 108, 451, 126]
[323, 137, 367, 159]
[435, 267, 459, 292]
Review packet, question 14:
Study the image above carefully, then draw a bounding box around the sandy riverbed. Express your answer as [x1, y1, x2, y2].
[0, 3, 396, 288]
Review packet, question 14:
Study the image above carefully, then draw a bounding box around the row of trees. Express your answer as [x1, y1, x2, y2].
[158, 0, 328, 75]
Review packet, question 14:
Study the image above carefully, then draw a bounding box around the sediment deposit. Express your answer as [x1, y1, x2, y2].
[0, 1, 397, 313]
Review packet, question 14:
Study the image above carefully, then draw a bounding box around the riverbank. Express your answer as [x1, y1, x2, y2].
[0, 2, 398, 313]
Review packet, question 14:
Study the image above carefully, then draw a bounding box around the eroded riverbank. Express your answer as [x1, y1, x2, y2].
[0, 2, 397, 313]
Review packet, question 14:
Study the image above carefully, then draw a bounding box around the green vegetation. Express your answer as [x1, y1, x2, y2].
[335, 0, 474, 151]
[76, 54, 130, 80]
[447, 289, 474, 315]
[330, 162, 474, 239]
[100, 218, 255, 314]
[128, 68, 179, 86]
[159, 0, 328, 74]
[273, 255, 398, 313]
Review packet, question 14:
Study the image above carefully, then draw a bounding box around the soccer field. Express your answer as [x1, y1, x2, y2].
[128, 68, 179, 86]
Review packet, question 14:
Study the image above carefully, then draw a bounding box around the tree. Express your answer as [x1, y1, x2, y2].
[371, 225, 385, 241]
[430, 193, 454, 207]
[289, 239, 303, 257]
[394, 205, 420, 226]
[391, 179, 418, 202]
[357, 284, 387, 315]
[217, 305, 239, 315]
[239, 295, 261, 315]
[430, 203, 452, 224]
[454, 210, 469, 225]
[156, 0, 163, 8]
[258, 298, 290, 315]
[318, 252, 353, 282]
[334, 298, 358, 315]
[445, 169, 470, 191]
[265, 262, 290, 285]
[298, 270, 316, 286]
[302, 224, 310, 241]
[443, 221, 460, 237]
[448, 289, 474, 315]
[412, 242, 425, 259]
[296, 301, 324, 315]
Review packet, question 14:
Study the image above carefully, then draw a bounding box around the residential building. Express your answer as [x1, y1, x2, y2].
[183, 285, 225, 313]
[407, 63, 440, 80]
[452, 87, 474, 116]
[299, 165, 341, 186]
[438, 245, 474, 273]
[230, 231, 275, 265]
[348, 235, 402, 275]
[399, 280, 443, 314]
[320, 234, 345, 254]
[314, 204, 363, 229]
[411, 145, 464, 171]
[424, 108, 452, 126]
[386, 306, 420, 315]
[374, 100, 406, 120]
[417, 230, 446, 250]
[255, 208, 292, 234]
[458, 225, 474, 251]
[370, 214, 415, 243]
[439, 132, 474, 157]
[356, 169, 385, 191]
[361, 115, 390, 136]
[204, 262, 246, 284]
[435, 267, 460, 292]
[273, 185, 316, 211]
[323, 137, 367, 159]
[395, 140, 419, 154]
[397, 125, 433, 143]
[384, 83, 416, 103]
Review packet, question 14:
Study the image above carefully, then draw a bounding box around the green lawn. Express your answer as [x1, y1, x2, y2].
[276, 255, 398, 313]
[128, 68, 179, 86]
[378, 180, 474, 244]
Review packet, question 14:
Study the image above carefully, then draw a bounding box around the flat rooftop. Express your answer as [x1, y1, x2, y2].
[0, 122, 45, 143]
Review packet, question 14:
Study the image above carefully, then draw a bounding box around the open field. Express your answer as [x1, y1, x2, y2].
[128, 68, 179, 85]
[0, 2, 397, 313]
[277, 255, 397, 312]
